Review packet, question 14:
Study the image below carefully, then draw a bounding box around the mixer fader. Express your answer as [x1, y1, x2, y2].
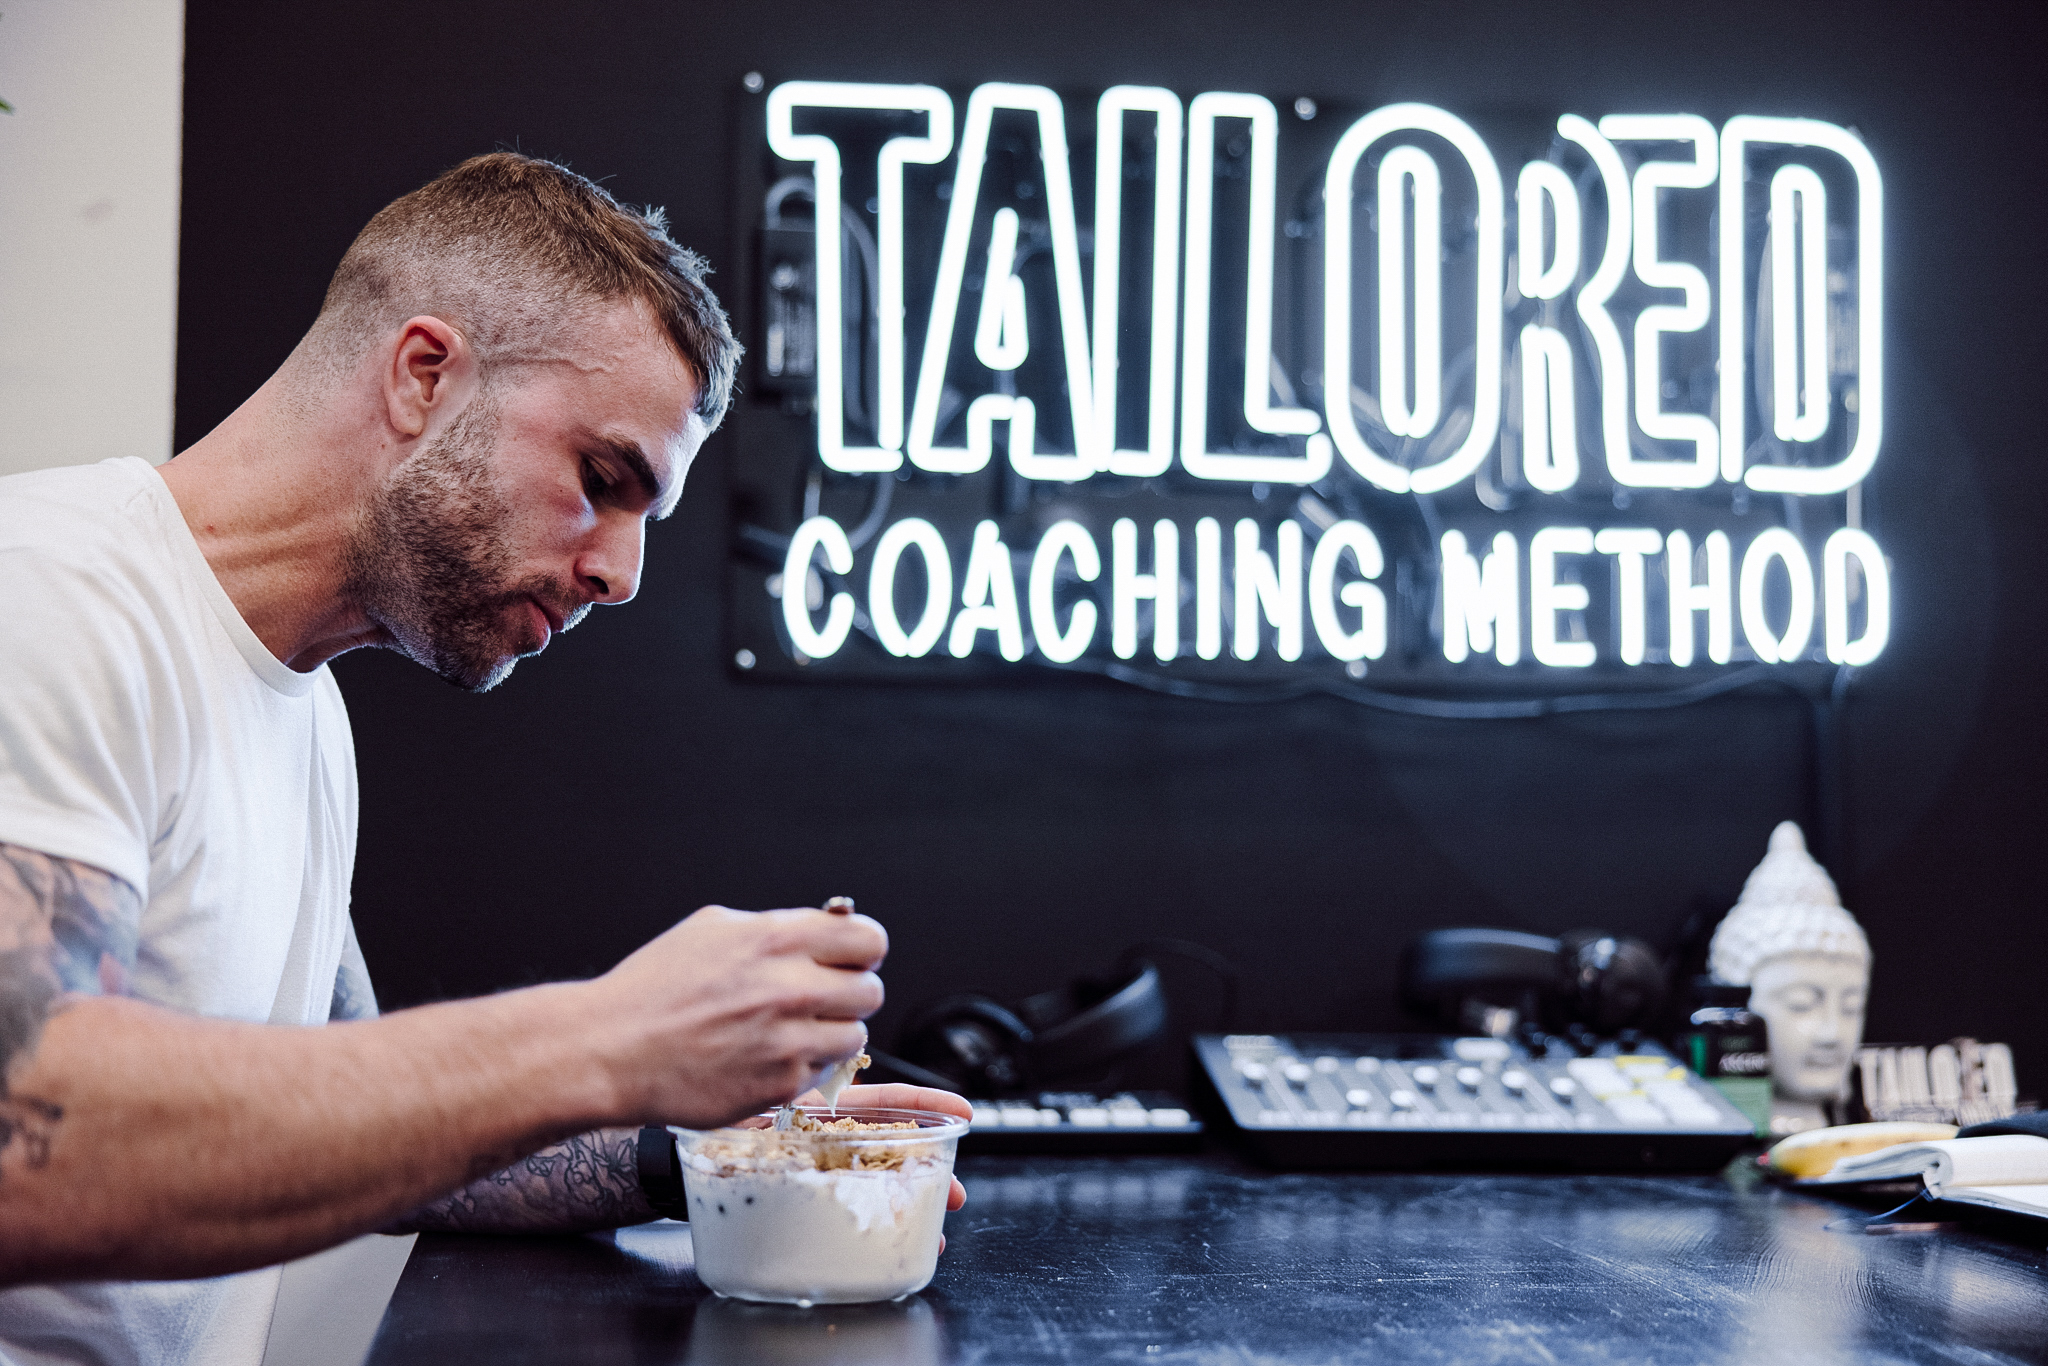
[1195, 1033, 1754, 1170]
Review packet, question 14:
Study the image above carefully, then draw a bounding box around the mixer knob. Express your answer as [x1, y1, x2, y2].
[1388, 1089, 1419, 1109]
[1411, 1066, 1440, 1089]
[1549, 1076, 1578, 1102]
[1283, 1062, 1313, 1085]
[1500, 1070, 1530, 1094]
[1344, 1088, 1371, 1108]
[1314, 1056, 1340, 1073]
[1354, 1057, 1381, 1073]
[1239, 1062, 1269, 1083]
[1456, 1066, 1483, 1091]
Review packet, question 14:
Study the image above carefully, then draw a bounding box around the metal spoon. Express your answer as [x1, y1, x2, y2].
[776, 896, 860, 1132]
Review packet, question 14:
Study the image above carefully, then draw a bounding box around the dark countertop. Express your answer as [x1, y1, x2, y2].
[365, 1153, 2048, 1365]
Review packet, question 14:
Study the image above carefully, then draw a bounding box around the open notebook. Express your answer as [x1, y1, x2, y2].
[1804, 1134, 2048, 1220]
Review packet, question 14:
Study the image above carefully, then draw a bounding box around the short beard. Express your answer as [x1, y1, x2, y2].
[344, 393, 565, 692]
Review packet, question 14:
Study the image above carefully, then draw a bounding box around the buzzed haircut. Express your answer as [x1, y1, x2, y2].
[310, 152, 740, 429]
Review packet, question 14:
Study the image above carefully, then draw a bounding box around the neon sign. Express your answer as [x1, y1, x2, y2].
[740, 82, 1889, 685]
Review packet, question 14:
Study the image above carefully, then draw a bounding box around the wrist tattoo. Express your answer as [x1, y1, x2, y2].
[391, 1128, 655, 1236]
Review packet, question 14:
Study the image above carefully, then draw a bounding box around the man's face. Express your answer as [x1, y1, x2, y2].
[349, 302, 703, 691]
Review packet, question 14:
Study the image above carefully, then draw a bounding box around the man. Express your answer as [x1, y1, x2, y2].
[0, 153, 966, 1362]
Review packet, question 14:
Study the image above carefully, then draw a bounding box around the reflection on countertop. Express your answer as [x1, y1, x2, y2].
[683, 1296, 943, 1366]
[368, 1153, 2048, 1366]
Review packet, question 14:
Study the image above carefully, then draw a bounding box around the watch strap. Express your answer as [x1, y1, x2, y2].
[636, 1125, 688, 1221]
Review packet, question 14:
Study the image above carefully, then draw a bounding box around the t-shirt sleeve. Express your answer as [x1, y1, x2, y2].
[0, 536, 166, 895]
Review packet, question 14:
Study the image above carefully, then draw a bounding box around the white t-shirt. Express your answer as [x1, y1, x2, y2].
[0, 458, 361, 1366]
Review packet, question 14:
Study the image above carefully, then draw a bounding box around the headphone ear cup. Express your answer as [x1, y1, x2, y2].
[897, 994, 1034, 1095]
[1558, 931, 1666, 1032]
[1017, 961, 1167, 1082]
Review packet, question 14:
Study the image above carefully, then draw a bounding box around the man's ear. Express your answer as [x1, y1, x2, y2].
[384, 316, 475, 438]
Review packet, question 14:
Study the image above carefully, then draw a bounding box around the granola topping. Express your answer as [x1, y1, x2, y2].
[687, 1119, 935, 1175]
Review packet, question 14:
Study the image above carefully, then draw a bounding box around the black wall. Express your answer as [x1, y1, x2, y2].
[178, 2, 2046, 1086]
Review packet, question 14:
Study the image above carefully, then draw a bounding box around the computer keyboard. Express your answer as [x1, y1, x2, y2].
[961, 1090, 1203, 1153]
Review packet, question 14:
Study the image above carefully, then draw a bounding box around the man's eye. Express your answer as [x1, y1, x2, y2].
[582, 461, 613, 497]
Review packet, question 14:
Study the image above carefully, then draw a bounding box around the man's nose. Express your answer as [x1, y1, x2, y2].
[578, 515, 644, 605]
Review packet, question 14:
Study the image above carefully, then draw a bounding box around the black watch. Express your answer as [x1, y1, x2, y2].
[636, 1125, 688, 1221]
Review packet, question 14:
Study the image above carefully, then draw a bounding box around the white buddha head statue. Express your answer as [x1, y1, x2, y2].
[1707, 822, 1871, 1103]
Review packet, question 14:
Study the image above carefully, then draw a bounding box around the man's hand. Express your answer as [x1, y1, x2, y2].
[580, 905, 887, 1130]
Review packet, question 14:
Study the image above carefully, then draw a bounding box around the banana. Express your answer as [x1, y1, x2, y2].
[1765, 1121, 1959, 1178]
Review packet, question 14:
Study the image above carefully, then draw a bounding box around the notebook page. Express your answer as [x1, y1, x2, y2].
[1933, 1136, 2048, 1191]
[1940, 1185, 2048, 1219]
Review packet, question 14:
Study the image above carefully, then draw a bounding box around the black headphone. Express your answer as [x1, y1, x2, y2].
[1399, 927, 1666, 1038]
[891, 959, 1168, 1097]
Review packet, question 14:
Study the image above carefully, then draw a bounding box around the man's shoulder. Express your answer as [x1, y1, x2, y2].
[0, 457, 163, 546]
[0, 459, 192, 668]
[0, 458, 177, 597]
[0, 456, 160, 503]
[0, 463, 189, 894]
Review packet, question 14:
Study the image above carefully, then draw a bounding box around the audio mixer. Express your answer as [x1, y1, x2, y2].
[1195, 1033, 1755, 1170]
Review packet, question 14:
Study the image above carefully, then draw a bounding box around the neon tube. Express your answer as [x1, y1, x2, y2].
[1195, 517, 1224, 659]
[1093, 87, 1182, 477]
[949, 520, 1026, 660]
[1599, 113, 1718, 489]
[1738, 527, 1815, 663]
[1519, 324, 1580, 493]
[780, 516, 857, 659]
[1516, 160, 1581, 301]
[1666, 529, 1732, 665]
[1029, 521, 1101, 661]
[1233, 519, 1303, 660]
[1111, 518, 1181, 661]
[1181, 93, 1327, 483]
[1822, 528, 1889, 665]
[766, 82, 953, 472]
[1440, 530, 1520, 664]
[1530, 526, 1596, 667]
[1308, 521, 1386, 662]
[1593, 526, 1663, 665]
[868, 517, 953, 657]
[1556, 115, 1633, 493]
[1324, 104, 1503, 494]
[909, 84, 1098, 479]
[1721, 116, 1883, 493]
[972, 207, 1029, 371]
[1769, 164, 1830, 444]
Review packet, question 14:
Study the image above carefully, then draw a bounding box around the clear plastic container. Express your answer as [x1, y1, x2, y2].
[674, 1106, 967, 1306]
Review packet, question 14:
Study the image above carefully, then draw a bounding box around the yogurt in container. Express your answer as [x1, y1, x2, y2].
[675, 1106, 966, 1305]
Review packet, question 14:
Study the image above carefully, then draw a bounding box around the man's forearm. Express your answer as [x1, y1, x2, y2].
[0, 899, 890, 1286]
[0, 985, 623, 1285]
[386, 1128, 653, 1235]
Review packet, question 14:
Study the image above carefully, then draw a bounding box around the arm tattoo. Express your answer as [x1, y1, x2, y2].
[385, 1128, 656, 1236]
[0, 844, 142, 1173]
